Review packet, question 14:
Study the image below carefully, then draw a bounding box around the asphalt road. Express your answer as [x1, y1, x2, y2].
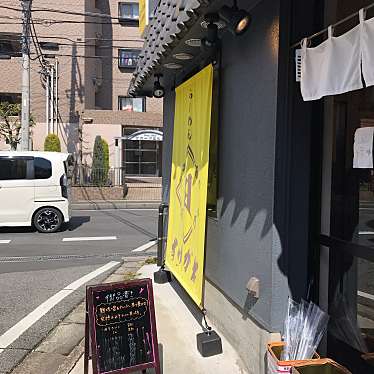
[0, 209, 157, 373]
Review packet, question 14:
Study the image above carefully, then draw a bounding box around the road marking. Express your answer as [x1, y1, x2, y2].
[358, 290, 374, 302]
[62, 236, 117, 242]
[132, 240, 157, 252]
[0, 261, 119, 354]
[0, 240, 11, 244]
[75, 209, 158, 212]
[359, 231, 374, 235]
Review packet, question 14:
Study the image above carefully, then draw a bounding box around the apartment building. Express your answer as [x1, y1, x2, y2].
[0, 0, 163, 177]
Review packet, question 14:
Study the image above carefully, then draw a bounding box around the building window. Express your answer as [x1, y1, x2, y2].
[0, 93, 21, 104]
[118, 49, 140, 69]
[118, 97, 145, 112]
[0, 33, 21, 57]
[122, 127, 163, 177]
[118, 2, 139, 25]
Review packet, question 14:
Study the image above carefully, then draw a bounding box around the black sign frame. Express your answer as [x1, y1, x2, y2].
[85, 278, 161, 374]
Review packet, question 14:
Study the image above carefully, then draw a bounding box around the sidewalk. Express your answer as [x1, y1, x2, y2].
[10, 256, 151, 374]
[68, 264, 248, 374]
[11, 260, 248, 374]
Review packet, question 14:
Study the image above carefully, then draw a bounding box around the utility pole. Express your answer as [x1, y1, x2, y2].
[20, 0, 31, 151]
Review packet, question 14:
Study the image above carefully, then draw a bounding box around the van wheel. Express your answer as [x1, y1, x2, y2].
[33, 208, 63, 233]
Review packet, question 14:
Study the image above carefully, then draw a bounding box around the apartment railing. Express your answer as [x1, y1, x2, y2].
[72, 166, 125, 187]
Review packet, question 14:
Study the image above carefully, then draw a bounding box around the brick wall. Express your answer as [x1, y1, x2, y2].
[71, 184, 161, 201]
[72, 186, 124, 201]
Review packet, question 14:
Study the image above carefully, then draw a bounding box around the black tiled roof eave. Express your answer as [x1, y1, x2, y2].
[129, 0, 213, 96]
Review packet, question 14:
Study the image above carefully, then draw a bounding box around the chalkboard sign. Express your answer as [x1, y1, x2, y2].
[85, 279, 160, 374]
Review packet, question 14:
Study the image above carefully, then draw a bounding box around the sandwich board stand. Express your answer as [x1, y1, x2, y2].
[84, 278, 161, 374]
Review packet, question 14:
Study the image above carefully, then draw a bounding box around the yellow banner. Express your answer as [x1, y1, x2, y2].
[165, 64, 213, 307]
[139, 0, 146, 35]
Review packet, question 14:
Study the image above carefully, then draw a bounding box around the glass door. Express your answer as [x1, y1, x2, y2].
[320, 87, 374, 373]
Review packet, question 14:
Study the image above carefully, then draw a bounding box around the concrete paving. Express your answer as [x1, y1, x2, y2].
[0, 209, 158, 261]
[68, 264, 248, 374]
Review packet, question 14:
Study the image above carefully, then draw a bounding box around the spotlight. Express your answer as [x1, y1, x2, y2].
[201, 13, 220, 50]
[153, 74, 165, 98]
[219, 0, 250, 36]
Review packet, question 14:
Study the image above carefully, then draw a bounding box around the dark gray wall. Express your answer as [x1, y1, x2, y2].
[204, 0, 288, 331]
[161, 90, 175, 204]
[161, 0, 321, 332]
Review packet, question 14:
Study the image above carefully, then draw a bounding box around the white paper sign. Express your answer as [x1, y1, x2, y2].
[353, 127, 374, 168]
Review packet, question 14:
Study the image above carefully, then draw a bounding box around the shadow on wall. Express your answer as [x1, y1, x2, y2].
[95, 0, 113, 110]
[57, 42, 84, 155]
[213, 200, 284, 323]
[216, 195, 306, 330]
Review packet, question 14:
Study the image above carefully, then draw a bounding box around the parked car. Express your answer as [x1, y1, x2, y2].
[0, 151, 73, 233]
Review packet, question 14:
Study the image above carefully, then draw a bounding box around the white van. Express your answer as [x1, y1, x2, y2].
[0, 151, 73, 233]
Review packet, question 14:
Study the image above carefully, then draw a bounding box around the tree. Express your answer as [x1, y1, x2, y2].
[0, 102, 34, 150]
[92, 135, 108, 185]
[102, 138, 110, 178]
[44, 134, 61, 152]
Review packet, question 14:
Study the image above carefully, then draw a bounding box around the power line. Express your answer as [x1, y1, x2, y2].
[0, 36, 142, 44]
[0, 18, 135, 26]
[7, 51, 135, 61]
[29, 4, 48, 68]
[47, 36, 143, 43]
[0, 15, 128, 27]
[27, 51, 138, 61]
[0, 3, 131, 22]
[0, 38, 142, 50]
[0, 4, 139, 24]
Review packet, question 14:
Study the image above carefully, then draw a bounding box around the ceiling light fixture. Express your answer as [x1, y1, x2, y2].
[201, 13, 220, 49]
[200, 13, 226, 30]
[219, 0, 251, 36]
[153, 74, 165, 98]
[185, 38, 201, 48]
[173, 53, 194, 60]
[163, 62, 183, 69]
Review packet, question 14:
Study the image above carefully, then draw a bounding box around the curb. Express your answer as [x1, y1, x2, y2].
[71, 201, 161, 210]
[10, 255, 156, 374]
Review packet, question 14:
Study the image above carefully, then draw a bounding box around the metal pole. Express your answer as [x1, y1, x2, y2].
[20, 0, 31, 151]
[78, 119, 83, 184]
[54, 60, 58, 134]
[50, 65, 54, 134]
[157, 203, 168, 267]
[45, 67, 50, 135]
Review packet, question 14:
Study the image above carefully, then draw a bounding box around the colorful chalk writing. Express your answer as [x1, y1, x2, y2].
[85, 279, 160, 374]
[96, 297, 149, 326]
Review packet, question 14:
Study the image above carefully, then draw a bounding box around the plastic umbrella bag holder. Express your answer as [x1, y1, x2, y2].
[267, 299, 336, 374]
